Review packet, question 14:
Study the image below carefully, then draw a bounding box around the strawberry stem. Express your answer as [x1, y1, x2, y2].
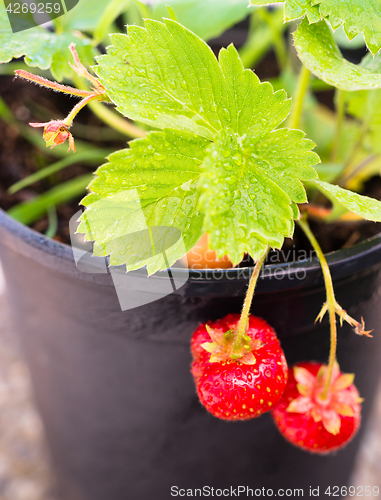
[298, 216, 337, 399]
[287, 65, 310, 130]
[72, 75, 146, 139]
[14, 70, 94, 98]
[68, 43, 104, 91]
[64, 93, 107, 127]
[233, 246, 269, 355]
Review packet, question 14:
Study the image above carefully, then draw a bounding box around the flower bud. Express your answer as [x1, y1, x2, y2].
[30, 120, 75, 152]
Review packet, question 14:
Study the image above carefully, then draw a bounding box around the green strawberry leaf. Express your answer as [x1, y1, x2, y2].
[332, 25, 365, 50]
[95, 21, 227, 140]
[199, 128, 318, 264]
[0, 5, 95, 81]
[79, 20, 320, 271]
[96, 21, 293, 140]
[249, 0, 381, 54]
[249, 0, 321, 23]
[78, 130, 208, 275]
[316, 0, 381, 55]
[151, 0, 255, 41]
[294, 19, 381, 91]
[312, 180, 381, 221]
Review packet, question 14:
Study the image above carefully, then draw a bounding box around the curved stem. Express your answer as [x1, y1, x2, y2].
[233, 247, 269, 353]
[239, 8, 286, 69]
[88, 100, 146, 139]
[298, 217, 337, 398]
[259, 8, 288, 71]
[69, 43, 104, 93]
[287, 65, 310, 130]
[14, 70, 93, 98]
[338, 154, 378, 187]
[338, 119, 371, 184]
[64, 94, 106, 126]
[73, 75, 146, 139]
[330, 89, 346, 163]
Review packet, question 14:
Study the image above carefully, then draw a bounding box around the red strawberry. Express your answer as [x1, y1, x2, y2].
[190, 314, 246, 383]
[191, 313, 288, 421]
[191, 322, 213, 384]
[271, 361, 362, 454]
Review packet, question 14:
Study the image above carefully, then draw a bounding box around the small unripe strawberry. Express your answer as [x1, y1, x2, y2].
[180, 233, 233, 269]
[271, 362, 362, 454]
[30, 120, 75, 152]
[191, 314, 288, 421]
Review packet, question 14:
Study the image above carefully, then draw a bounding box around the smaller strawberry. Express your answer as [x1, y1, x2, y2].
[191, 322, 213, 384]
[180, 233, 233, 269]
[191, 314, 288, 421]
[30, 120, 75, 152]
[271, 361, 362, 454]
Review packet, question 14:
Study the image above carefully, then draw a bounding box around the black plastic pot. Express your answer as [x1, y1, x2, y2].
[1, 208, 381, 500]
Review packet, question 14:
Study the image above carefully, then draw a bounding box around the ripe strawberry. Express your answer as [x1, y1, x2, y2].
[191, 322, 214, 384]
[271, 361, 362, 454]
[191, 313, 288, 421]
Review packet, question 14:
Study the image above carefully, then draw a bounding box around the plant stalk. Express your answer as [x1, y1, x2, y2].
[287, 65, 310, 130]
[298, 217, 337, 399]
[337, 119, 373, 186]
[64, 94, 106, 127]
[14, 70, 93, 98]
[239, 8, 286, 69]
[69, 43, 104, 93]
[73, 76, 146, 138]
[259, 8, 288, 71]
[88, 100, 146, 139]
[233, 247, 269, 351]
[8, 148, 111, 194]
[338, 154, 378, 187]
[330, 89, 346, 163]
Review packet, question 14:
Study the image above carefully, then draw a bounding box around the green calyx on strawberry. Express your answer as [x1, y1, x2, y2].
[272, 361, 362, 454]
[191, 314, 288, 421]
[201, 322, 264, 365]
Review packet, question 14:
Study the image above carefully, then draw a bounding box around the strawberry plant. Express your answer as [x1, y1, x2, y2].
[3, 0, 381, 457]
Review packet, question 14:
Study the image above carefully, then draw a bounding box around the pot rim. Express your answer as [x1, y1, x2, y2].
[1, 208, 381, 295]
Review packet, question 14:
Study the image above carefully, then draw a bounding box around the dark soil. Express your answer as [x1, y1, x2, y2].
[1, 65, 380, 262]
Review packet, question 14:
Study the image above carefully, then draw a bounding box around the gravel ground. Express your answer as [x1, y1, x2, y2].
[348, 397, 381, 495]
[0, 263, 58, 500]
[0, 263, 379, 500]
